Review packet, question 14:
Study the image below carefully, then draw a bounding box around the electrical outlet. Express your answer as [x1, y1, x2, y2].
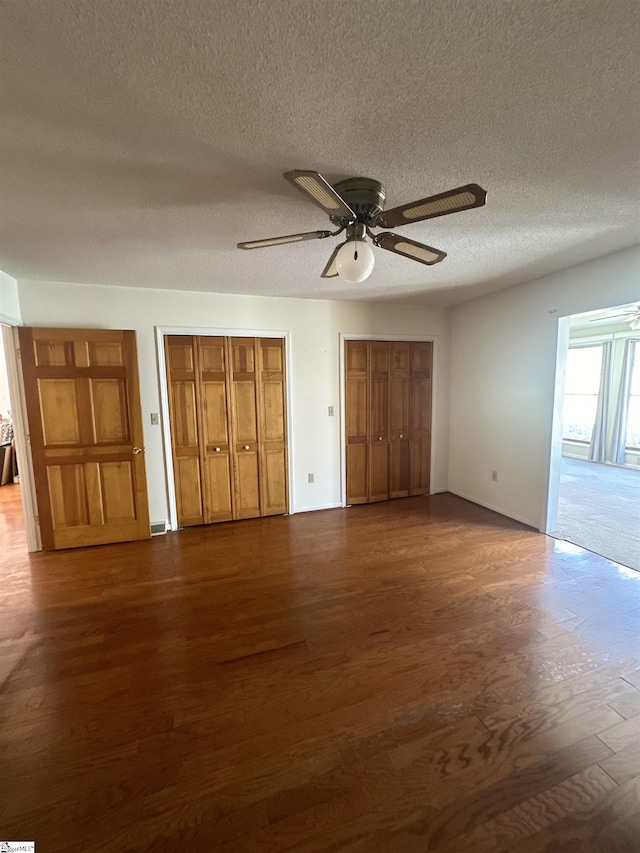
[150, 413, 159, 425]
[491, 471, 498, 482]
[328, 406, 335, 417]
[308, 473, 315, 483]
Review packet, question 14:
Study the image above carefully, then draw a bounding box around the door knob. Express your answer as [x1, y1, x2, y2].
[215, 447, 221, 452]
[244, 445, 250, 450]
[132, 446, 144, 455]
[399, 434, 404, 438]
[378, 436, 383, 441]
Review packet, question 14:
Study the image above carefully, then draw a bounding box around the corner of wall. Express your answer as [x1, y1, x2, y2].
[0, 271, 22, 325]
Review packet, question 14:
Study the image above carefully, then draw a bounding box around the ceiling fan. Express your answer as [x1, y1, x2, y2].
[238, 170, 487, 283]
[588, 305, 640, 330]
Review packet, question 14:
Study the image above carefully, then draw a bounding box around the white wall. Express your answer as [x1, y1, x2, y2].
[449, 246, 640, 528]
[0, 271, 21, 325]
[0, 271, 22, 431]
[16, 280, 451, 526]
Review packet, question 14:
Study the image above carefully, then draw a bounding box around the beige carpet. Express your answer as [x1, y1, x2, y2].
[551, 457, 640, 571]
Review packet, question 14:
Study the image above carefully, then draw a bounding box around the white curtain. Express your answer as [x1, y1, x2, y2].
[608, 338, 637, 464]
[588, 340, 612, 462]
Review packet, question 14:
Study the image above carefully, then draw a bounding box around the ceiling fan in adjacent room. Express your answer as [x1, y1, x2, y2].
[237, 170, 487, 283]
[588, 305, 640, 330]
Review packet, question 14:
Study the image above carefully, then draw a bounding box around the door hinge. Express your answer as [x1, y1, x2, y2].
[34, 515, 39, 524]
[25, 434, 30, 444]
[15, 348, 21, 359]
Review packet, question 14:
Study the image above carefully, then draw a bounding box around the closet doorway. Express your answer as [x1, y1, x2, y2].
[160, 331, 291, 529]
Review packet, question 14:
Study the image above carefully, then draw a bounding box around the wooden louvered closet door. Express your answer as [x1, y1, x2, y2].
[165, 335, 288, 527]
[345, 339, 432, 505]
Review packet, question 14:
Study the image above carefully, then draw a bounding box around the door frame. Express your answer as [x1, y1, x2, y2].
[1, 324, 41, 551]
[156, 326, 294, 531]
[339, 333, 440, 508]
[542, 315, 571, 534]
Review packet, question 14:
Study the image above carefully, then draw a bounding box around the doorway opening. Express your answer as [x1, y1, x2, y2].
[0, 324, 25, 551]
[548, 305, 640, 570]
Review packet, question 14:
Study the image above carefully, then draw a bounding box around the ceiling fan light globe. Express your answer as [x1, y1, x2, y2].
[335, 239, 375, 283]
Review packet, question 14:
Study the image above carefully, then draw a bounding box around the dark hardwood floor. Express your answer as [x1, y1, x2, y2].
[1, 484, 639, 852]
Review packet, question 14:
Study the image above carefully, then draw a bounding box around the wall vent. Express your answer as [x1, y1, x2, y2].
[150, 521, 168, 536]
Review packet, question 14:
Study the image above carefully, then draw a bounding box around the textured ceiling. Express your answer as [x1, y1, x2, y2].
[1, 0, 639, 306]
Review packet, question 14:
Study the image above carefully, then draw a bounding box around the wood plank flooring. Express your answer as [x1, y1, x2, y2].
[1, 484, 639, 852]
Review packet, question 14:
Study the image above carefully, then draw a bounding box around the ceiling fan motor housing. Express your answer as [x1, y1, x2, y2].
[330, 177, 386, 226]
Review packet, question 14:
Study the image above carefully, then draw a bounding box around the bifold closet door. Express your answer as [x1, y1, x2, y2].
[165, 335, 288, 527]
[345, 341, 368, 504]
[390, 342, 411, 498]
[165, 335, 208, 526]
[257, 338, 288, 516]
[200, 337, 234, 522]
[228, 337, 261, 520]
[369, 342, 390, 502]
[408, 342, 432, 495]
[345, 339, 432, 506]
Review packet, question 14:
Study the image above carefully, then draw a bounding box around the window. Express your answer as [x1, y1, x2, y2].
[562, 345, 603, 442]
[625, 343, 640, 450]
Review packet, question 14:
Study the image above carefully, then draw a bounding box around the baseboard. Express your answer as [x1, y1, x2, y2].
[447, 489, 539, 530]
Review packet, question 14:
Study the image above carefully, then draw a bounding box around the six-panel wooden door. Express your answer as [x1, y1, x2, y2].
[345, 339, 432, 505]
[165, 335, 288, 527]
[18, 327, 150, 550]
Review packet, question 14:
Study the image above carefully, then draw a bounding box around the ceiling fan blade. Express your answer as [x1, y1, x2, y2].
[320, 243, 343, 278]
[588, 311, 638, 322]
[284, 170, 356, 221]
[237, 230, 332, 250]
[376, 183, 486, 229]
[374, 233, 447, 266]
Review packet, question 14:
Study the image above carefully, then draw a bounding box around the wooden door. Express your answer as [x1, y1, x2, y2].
[409, 342, 432, 495]
[19, 327, 150, 550]
[368, 342, 389, 502]
[229, 338, 261, 519]
[345, 341, 368, 504]
[165, 335, 205, 526]
[344, 338, 432, 506]
[166, 335, 289, 527]
[199, 337, 234, 523]
[257, 339, 288, 516]
[390, 342, 411, 498]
